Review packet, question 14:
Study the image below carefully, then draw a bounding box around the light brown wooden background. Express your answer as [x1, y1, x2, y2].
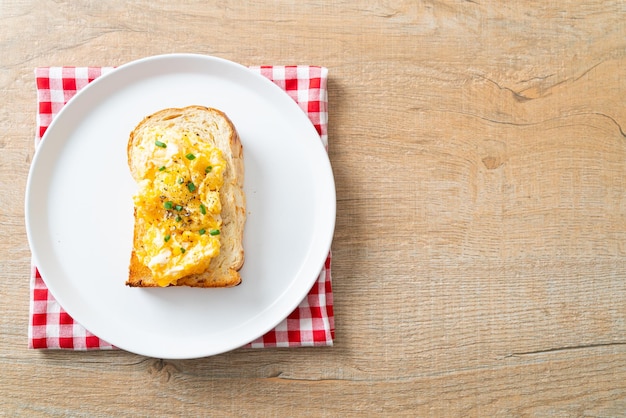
[2, 1, 626, 416]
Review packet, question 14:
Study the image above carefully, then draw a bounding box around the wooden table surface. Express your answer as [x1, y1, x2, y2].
[3, 1, 626, 416]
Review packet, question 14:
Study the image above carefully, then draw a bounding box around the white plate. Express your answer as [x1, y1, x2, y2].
[25, 54, 335, 359]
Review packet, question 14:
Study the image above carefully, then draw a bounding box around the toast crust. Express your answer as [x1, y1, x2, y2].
[126, 106, 245, 287]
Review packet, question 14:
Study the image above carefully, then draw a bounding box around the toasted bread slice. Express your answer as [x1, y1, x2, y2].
[126, 106, 245, 287]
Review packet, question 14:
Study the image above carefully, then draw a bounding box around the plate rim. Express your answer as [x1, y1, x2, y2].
[24, 53, 336, 358]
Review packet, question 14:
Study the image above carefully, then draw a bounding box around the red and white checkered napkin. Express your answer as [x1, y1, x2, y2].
[29, 65, 334, 352]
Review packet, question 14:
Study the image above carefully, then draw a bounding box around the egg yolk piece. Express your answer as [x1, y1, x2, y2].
[133, 129, 226, 287]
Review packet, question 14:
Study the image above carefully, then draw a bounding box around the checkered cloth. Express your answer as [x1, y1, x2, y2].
[29, 65, 334, 351]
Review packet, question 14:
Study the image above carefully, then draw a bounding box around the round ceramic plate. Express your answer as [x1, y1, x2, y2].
[25, 54, 335, 359]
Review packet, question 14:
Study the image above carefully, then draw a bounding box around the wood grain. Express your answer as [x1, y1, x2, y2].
[2, 0, 626, 416]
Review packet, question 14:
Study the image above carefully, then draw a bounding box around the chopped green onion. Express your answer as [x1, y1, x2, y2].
[185, 153, 196, 160]
[163, 201, 173, 210]
[180, 247, 186, 254]
[164, 234, 171, 242]
[158, 165, 166, 171]
[205, 166, 213, 173]
[176, 215, 182, 222]
[187, 182, 196, 192]
[155, 140, 166, 148]
[209, 229, 220, 236]
[199, 204, 207, 215]
[177, 177, 184, 184]
[199, 229, 206, 235]
[175, 205, 183, 211]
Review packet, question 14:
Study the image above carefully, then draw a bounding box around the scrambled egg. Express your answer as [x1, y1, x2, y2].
[133, 127, 226, 287]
